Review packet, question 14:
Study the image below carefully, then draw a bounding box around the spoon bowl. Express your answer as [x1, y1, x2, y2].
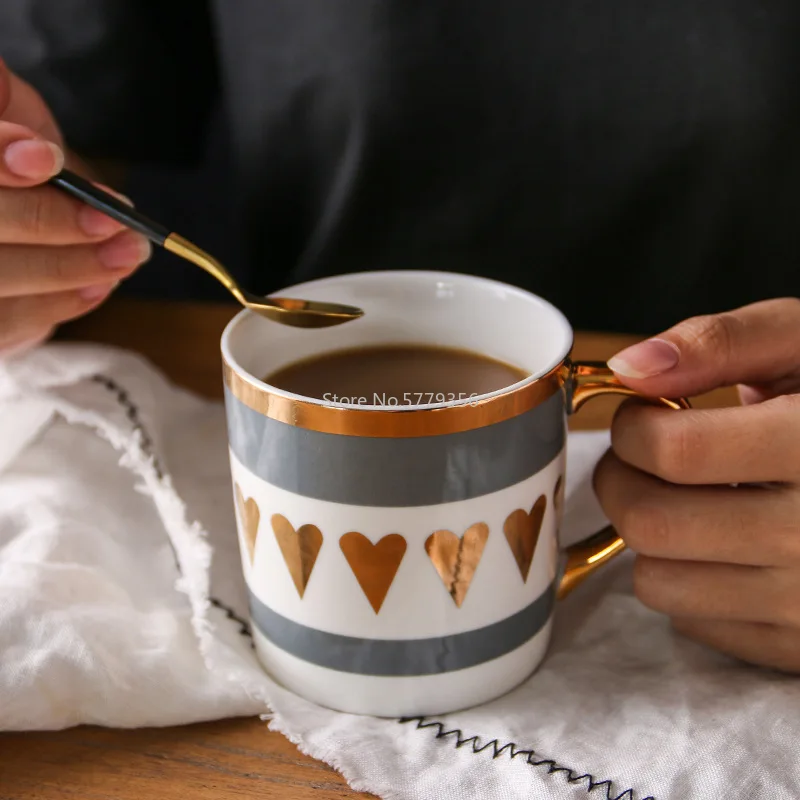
[163, 233, 362, 327]
[49, 170, 364, 328]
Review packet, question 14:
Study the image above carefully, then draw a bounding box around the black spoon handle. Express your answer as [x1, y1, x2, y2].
[48, 169, 171, 246]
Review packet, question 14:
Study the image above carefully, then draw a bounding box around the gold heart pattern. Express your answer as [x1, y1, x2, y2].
[253, 491, 557, 609]
[271, 514, 324, 598]
[553, 475, 565, 519]
[503, 495, 547, 583]
[425, 523, 490, 607]
[234, 484, 260, 564]
[340, 532, 407, 614]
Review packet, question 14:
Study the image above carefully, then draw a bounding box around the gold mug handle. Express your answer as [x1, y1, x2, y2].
[556, 360, 691, 600]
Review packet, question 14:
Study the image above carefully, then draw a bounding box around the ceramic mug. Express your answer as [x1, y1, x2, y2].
[221, 271, 687, 716]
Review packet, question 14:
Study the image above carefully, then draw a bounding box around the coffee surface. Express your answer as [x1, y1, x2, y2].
[264, 344, 529, 406]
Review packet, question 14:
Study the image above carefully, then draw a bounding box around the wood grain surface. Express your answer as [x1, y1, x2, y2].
[0, 298, 737, 800]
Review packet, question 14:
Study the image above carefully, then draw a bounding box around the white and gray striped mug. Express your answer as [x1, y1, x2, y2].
[221, 271, 687, 716]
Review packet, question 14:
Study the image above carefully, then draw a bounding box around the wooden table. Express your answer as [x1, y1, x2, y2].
[0, 299, 736, 800]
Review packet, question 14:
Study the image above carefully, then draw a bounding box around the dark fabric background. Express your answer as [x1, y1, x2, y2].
[2, 0, 799, 334]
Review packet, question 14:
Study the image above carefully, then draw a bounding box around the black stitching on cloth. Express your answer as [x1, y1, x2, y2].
[399, 717, 654, 800]
[92, 374, 163, 479]
[210, 597, 252, 638]
[208, 597, 254, 646]
[91, 374, 252, 644]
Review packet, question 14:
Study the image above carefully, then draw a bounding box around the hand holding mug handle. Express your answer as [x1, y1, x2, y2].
[556, 361, 691, 599]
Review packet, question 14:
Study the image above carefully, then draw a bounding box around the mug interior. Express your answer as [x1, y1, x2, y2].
[222, 271, 572, 411]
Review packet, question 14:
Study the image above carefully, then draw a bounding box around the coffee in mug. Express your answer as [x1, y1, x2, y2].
[264, 344, 529, 406]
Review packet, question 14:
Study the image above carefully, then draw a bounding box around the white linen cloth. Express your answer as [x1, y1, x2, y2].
[1, 344, 798, 800]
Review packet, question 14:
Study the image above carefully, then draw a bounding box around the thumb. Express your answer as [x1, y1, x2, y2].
[0, 58, 63, 145]
[606, 297, 800, 398]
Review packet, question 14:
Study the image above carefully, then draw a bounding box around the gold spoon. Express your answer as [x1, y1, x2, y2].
[48, 170, 364, 328]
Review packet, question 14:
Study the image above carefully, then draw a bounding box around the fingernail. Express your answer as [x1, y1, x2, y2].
[78, 206, 125, 237]
[80, 282, 117, 301]
[96, 231, 152, 270]
[608, 338, 681, 378]
[4, 139, 64, 179]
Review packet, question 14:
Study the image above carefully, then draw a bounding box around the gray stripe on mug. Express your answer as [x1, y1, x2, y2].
[225, 388, 564, 506]
[248, 584, 555, 676]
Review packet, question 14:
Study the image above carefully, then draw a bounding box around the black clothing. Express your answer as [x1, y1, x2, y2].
[3, 1, 799, 333]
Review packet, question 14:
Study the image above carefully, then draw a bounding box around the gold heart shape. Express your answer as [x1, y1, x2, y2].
[503, 495, 547, 583]
[425, 523, 489, 608]
[340, 532, 407, 614]
[271, 514, 324, 598]
[234, 484, 260, 564]
[553, 475, 565, 518]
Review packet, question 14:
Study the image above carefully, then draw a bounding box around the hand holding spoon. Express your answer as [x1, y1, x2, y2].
[48, 170, 364, 328]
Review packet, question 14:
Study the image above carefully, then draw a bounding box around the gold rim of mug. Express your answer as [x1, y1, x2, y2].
[222, 357, 571, 438]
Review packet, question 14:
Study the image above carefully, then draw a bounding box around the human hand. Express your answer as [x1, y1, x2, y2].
[0, 58, 151, 357]
[595, 297, 800, 672]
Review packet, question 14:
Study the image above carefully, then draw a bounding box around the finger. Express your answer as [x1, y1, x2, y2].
[738, 375, 800, 404]
[594, 451, 800, 566]
[0, 232, 152, 297]
[633, 556, 800, 627]
[738, 384, 772, 406]
[0, 59, 63, 144]
[611, 395, 800, 484]
[0, 327, 54, 359]
[672, 618, 800, 674]
[0, 286, 116, 347]
[0, 121, 64, 186]
[607, 298, 800, 397]
[0, 184, 128, 245]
